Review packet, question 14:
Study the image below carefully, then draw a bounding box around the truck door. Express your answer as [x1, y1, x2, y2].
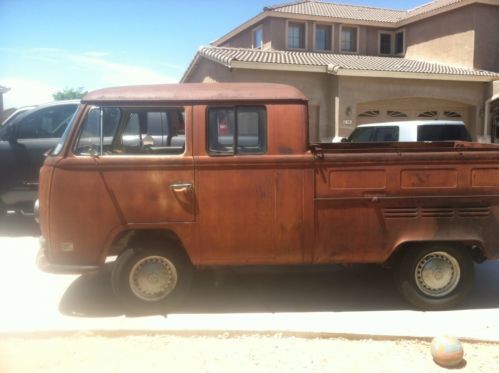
[97, 106, 194, 223]
[194, 104, 311, 265]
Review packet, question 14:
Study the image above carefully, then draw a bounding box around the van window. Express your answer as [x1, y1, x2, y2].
[74, 107, 120, 155]
[208, 106, 266, 155]
[417, 125, 471, 142]
[75, 107, 185, 156]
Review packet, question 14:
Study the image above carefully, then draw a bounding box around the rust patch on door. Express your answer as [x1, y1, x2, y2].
[401, 169, 457, 189]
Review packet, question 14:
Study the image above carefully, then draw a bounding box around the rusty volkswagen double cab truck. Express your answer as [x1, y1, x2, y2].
[37, 83, 499, 312]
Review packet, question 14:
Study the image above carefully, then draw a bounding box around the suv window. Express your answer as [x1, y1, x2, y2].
[348, 126, 399, 142]
[207, 106, 266, 155]
[15, 104, 77, 139]
[417, 125, 472, 142]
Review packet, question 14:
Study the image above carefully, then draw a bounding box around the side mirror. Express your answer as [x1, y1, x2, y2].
[341, 137, 349, 143]
[0, 124, 16, 142]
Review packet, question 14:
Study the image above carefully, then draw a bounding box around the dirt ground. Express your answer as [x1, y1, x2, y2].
[0, 333, 498, 373]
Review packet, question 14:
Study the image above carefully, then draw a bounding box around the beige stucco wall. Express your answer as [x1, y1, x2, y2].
[473, 4, 499, 72]
[404, 5, 476, 68]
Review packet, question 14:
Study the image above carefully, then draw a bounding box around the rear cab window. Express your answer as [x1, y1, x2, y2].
[74, 106, 185, 156]
[207, 106, 266, 155]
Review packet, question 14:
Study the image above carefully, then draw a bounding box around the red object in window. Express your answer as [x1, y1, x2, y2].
[218, 112, 228, 135]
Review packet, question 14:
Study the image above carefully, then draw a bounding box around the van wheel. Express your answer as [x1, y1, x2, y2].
[394, 245, 474, 310]
[111, 243, 193, 314]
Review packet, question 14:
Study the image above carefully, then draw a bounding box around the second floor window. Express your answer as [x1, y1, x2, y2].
[379, 32, 392, 55]
[288, 22, 305, 49]
[341, 26, 358, 53]
[315, 25, 332, 51]
[253, 26, 263, 49]
[395, 30, 405, 55]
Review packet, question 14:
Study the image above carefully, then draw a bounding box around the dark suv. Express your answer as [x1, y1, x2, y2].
[0, 100, 79, 216]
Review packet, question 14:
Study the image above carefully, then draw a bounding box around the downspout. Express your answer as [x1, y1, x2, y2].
[483, 92, 499, 143]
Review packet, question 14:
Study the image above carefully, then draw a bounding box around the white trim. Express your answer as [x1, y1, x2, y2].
[252, 25, 264, 49]
[339, 25, 360, 54]
[313, 22, 334, 52]
[378, 31, 393, 56]
[286, 19, 308, 50]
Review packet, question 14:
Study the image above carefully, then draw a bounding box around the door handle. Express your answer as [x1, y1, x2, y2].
[169, 183, 193, 192]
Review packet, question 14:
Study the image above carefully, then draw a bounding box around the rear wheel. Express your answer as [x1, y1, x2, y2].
[111, 242, 193, 314]
[394, 245, 474, 310]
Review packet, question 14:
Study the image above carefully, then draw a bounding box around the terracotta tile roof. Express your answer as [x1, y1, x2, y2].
[266, 1, 406, 23]
[196, 46, 499, 78]
[265, 0, 469, 23]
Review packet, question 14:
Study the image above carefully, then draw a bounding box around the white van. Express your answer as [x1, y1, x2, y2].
[343, 120, 472, 143]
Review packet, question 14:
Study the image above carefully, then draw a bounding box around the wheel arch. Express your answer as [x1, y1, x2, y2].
[385, 239, 487, 267]
[104, 228, 193, 264]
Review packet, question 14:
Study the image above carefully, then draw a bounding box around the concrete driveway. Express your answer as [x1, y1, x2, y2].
[1, 217, 499, 341]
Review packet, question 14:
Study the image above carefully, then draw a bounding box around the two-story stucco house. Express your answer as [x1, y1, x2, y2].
[182, 0, 499, 142]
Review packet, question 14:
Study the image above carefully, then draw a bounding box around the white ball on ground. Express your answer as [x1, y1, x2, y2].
[430, 335, 464, 367]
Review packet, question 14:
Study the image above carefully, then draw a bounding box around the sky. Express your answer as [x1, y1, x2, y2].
[0, 0, 425, 108]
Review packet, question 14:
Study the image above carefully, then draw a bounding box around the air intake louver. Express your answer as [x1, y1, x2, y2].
[383, 206, 490, 219]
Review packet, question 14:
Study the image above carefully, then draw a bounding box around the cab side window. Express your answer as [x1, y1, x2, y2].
[207, 106, 266, 155]
[74, 107, 120, 155]
[75, 107, 185, 156]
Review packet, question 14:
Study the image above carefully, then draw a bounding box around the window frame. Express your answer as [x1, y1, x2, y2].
[206, 105, 267, 156]
[252, 25, 264, 49]
[286, 20, 307, 50]
[340, 25, 359, 54]
[313, 23, 333, 52]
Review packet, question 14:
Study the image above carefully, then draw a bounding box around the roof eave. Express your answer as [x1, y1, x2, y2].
[228, 60, 497, 82]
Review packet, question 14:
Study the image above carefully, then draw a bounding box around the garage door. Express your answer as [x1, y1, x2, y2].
[356, 98, 471, 126]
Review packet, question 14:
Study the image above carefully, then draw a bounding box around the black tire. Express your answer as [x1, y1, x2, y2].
[111, 242, 193, 314]
[394, 244, 474, 310]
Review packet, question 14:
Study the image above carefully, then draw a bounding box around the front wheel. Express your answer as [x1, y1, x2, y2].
[394, 245, 474, 310]
[111, 243, 193, 314]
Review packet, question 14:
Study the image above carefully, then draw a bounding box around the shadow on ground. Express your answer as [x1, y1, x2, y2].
[59, 261, 499, 317]
[0, 216, 39, 237]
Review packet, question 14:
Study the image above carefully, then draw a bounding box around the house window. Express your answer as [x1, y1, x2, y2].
[207, 106, 266, 155]
[379, 32, 392, 55]
[315, 24, 332, 51]
[288, 22, 305, 49]
[341, 26, 358, 53]
[253, 26, 263, 49]
[395, 30, 405, 55]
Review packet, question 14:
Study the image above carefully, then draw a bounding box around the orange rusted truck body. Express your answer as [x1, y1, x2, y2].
[37, 83, 499, 311]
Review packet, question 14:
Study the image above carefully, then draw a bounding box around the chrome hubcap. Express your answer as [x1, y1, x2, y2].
[415, 251, 460, 297]
[129, 256, 177, 302]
